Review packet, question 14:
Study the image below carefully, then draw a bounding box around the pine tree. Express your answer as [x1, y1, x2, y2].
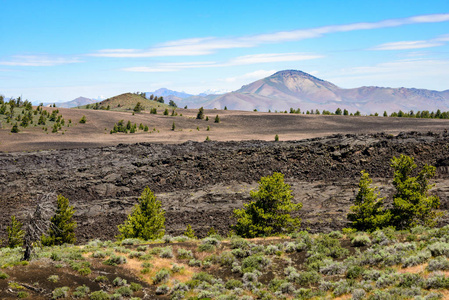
[117, 187, 165, 240]
[7, 215, 24, 248]
[391, 155, 441, 229]
[42, 195, 77, 246]
[232, 172, 302, 238]
[347, 171, 391, 231]
[184, 224, 196, 239]
[274, 134, 279, 142]
[214, 115, 220, 123]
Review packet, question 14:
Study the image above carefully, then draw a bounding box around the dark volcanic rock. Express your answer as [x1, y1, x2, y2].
[1, 131, 449, 243]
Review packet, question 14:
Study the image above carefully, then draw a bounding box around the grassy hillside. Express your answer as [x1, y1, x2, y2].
[78, 93, 174, 112]
[0, 227, 448, 299]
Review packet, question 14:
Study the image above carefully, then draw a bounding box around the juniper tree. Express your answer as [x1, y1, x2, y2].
[390, 155, 441, 229]
[41, 195, 77, 246]
[196, 107, 204, 119]
[7, 215, 24, 248]
[214, 115, 220, 123]
[133, 102, 142, 113]
[232, 172, 302, 238]
[117, 187, 165, 240]
[347, 171, 391, 232]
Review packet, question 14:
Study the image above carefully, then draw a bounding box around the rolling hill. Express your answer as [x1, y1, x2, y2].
[180, 70, 449, 114]
[97, 93, 174, 111]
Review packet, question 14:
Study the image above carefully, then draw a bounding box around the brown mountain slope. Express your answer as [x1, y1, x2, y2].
[198, 70, 449, 113]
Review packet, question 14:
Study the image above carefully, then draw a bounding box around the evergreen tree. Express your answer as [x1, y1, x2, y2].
[172, 122, 176, 131]
[42, 195, 77, 246]
[274, 134, 279, 142]
[79, 115, 87, 123]
[390, 155, 441, 229]
[11, 123, 19, 133]
[232, 172, 302, 238]
[133, 102, 142, 113]
[214, 115, 220, 123]
[7, 215, 24, 248]
[347, 171, 391, 231]
[335, 108, 342, 115]
[184, 224, 196, 239]
[163, 108, 169, 115]
[117, 187, 165, 240]
[196, 107, 204, 119]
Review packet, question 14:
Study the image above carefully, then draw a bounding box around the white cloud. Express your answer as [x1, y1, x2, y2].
[370, 34, 449, 50]
[122, 52, 322, 72]
[329, 58, 449, 90]
[0, 55, 81, 66]
[223, 70, 277, 82]
[371, 40, 444, 50]
[227, 53, 323, 65]
[91, 13, 449, 58]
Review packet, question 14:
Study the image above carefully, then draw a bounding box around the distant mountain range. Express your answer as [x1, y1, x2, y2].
[55, 97, 97, 108]
[178, 70, 449, 114]
[47, 70, 449, 113]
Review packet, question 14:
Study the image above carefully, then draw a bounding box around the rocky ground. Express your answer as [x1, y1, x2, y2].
[1, 131, 449, 243]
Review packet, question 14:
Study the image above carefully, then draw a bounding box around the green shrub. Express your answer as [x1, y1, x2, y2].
[426, 257, 449, 271]
[152, 268, 170, 284]
[52, 286, 70, 299]
[89, 290, 110, 300]
[130, 282, 142, 292]
[242, 255, 271, 273]
[198, 243, 215, 252]
[79, 115, 87, 123]
[225, 279, 243, 290]
[351, 234, 372, 247]
[48, 275, 59, 283]
[0, 271, 9, 279]
[94, 276, 109, 283]
[17, 291, 29, 298]
[104, 255, 127, 266]
[112, 277, 127, 287]
[73, 285, 90, 298]
[115, 286, 132, 297]
[177, 248, 193, 259]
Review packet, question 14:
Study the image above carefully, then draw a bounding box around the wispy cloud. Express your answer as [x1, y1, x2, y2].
[223, 70, 277, 83]
[371, 34, 449, 50]
[0, 55, 82, 66]
[91, 13, 449, 58]
[122, 52, 322, 72]
[329, 58, 449, 89]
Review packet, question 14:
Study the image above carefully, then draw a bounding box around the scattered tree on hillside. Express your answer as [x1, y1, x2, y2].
[232, 172, 302, 238]
[391, 155, 442, 229]
[11, 123, 19, 133]
[335, 108, 342, 115]
[163, 108, 169, 115]
[196, 107, 204, 119]
[41, 195, 77, 246]
[7, 215, 24, 248]
[79, 115, 87, 123]
[169, 100, 177, 108]
[133, 102, 143, 113]
[172, 122, 176, 131]
[214, 115, 220, 123]
[117, 187, 165, 240]
[274, 134, 279, 142]
[347, 171, 392, 232]
[157, 96, 164, 104]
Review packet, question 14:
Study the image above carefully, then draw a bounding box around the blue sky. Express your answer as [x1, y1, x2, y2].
[1, 0, 449, 102]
